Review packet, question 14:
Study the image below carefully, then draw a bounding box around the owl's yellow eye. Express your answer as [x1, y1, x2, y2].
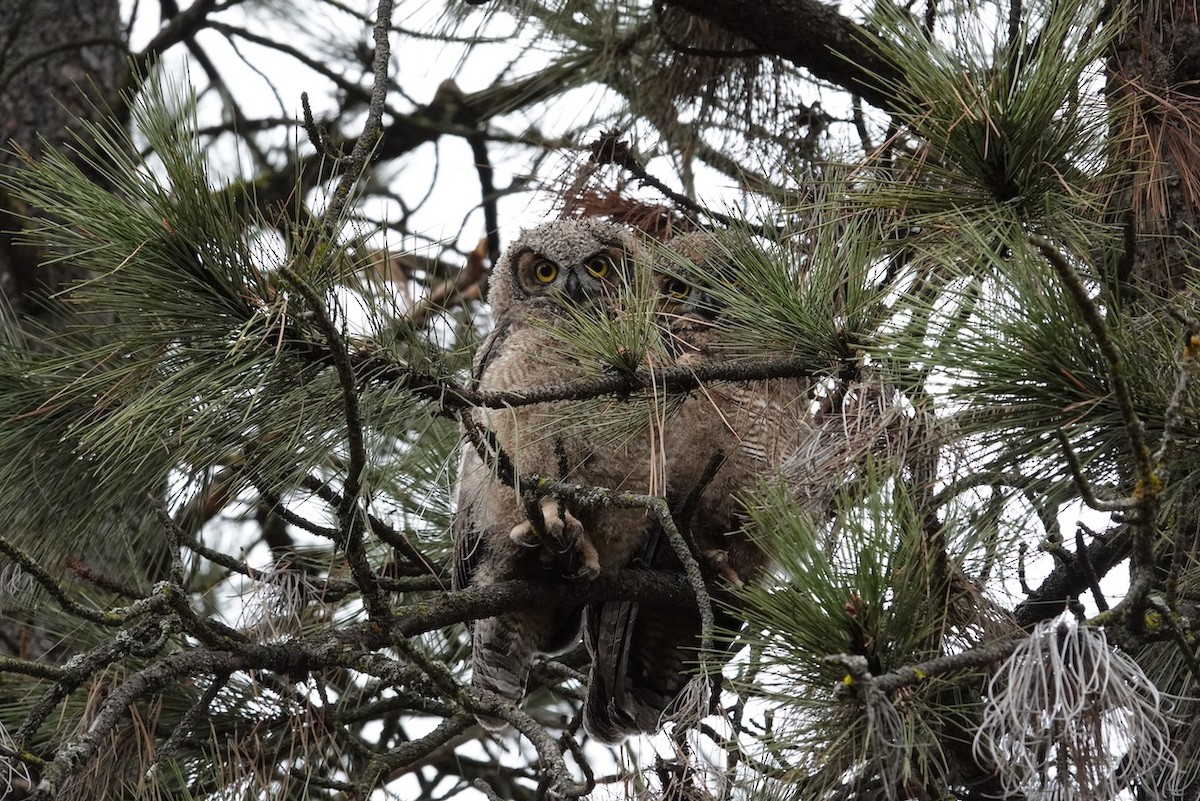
[533, 259, 559, 284]
[664, 278, 691, 299]
[585, 255, 613, 279]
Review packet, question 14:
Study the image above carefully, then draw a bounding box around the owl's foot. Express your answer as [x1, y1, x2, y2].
[702, 548, 744, 589]
[510, 498, 601, 579]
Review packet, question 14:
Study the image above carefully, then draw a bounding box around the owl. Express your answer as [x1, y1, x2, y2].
[656, 231, 809, 565]
[583, 230, 810, 742]
[453, 218, 659, 728]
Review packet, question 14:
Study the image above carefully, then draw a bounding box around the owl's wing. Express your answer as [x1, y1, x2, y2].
[469, 319, 513, 386]
[451, 442, 487, 593]
[453, 318, 513, 592]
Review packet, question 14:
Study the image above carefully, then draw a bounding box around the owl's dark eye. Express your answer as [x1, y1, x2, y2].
[664, 278, 691, 299]
[533, 259, 559, 284]
[585, 255, 613, 279]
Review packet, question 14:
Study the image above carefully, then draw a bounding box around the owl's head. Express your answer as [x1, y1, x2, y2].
[488, 218, 633, 319]
[654, 231, 735, 334]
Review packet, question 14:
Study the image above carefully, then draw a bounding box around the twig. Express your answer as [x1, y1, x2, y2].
[403, 238, 488, 329]
[466, 356, 816, 411]
[278, 264, 388, 623]
[870, 637, 1024, 696]
[63, 556, 143, 601]
[1075, 524, 1109, 613]
[473, 778, 506, 801]
[13, 566, 697, 798]
[359, 712, 473, 796]
[826, 653, 907, 796]
[587, 132, 781, 238]
[1031, 236, 1157, 630]
[1054, 430, 1134, 512]
[559, 728, 597, 796]
[278, 267, 366, 523]
[1007, 0, 1022, 45]
[128, 0, 219, 98]
[0, 534, 125, 626]
[1145, 596, 1200, 685]
[299, 332, 815, 419]
[390, 570, 692, 638]
[468, 135, 502, 266]
[0, 655, 69, 682]
[322, 0, 395, 228]
[299, 474, 441, 579]
[364, 640, 592, 798]
[1016, 524, 1132, 628]
[16, 616, 173, 746]
[153, 500, 187, 589]
[1153, 312, 1200, 468]
[300, 92, 335, 158]
[254, 482, 340, 540]
[206, 21, 372, 108]
[28, 650, 236, 801]
[148, 671, 231, 773]
[930, 470, 1056, 511]
[1017, 542, 1033, 596]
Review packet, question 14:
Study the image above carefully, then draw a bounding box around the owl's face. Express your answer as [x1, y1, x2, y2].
[510, 245, 626, 305]
[654, 232, 734, 335]
[487, 219, 633, 320]
[656, 271, 722, 332]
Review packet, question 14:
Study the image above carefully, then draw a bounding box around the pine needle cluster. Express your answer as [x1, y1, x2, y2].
[732, 472, 1012, 799]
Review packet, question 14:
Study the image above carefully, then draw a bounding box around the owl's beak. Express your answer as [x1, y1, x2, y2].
[562, 268, 591, 304]
[693, 290, 721, 321]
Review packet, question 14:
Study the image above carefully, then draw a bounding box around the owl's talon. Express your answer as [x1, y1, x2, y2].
[571, 537, 601, 580]
[703, 548, 745, 589]
[508, 521, 542, 548]
[510, 498, 600, 579]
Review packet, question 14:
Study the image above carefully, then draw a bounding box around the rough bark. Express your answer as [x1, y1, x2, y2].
[0, 1, 166, 665]
[1108, 0, 1200, 297]
[0, 0, 126, 325]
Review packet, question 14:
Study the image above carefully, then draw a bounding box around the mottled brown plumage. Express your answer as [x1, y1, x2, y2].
[583, 230, 810, 742]
[452, 218, 657, 728]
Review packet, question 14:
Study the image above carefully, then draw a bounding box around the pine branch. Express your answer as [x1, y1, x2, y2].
[1016, 525, 1131, 628]
[359, 712, 473, 795]
[15, 569, 694, 797]
[0, 534, 127, 627]
[279, 263, 393, 625]
[1031, 236, 1159, 631]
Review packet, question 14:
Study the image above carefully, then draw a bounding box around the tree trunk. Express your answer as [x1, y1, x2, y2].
[0, 0, 126, 325]
[1109, 0, 1200, 299]
[0, 2, 170, 667]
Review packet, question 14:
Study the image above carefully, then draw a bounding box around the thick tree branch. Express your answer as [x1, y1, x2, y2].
[661, 0, 903, 111]
[1015, 525, 1131, 628]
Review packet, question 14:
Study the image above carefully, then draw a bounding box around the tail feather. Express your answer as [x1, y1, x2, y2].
[583, 525, 747, 742]
[472, 606, 581, 730]
[583, 600, 639, 742]
[584, 597, 704, 741]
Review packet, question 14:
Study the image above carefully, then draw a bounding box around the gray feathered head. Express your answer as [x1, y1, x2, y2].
[487, 218, 634, 319]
